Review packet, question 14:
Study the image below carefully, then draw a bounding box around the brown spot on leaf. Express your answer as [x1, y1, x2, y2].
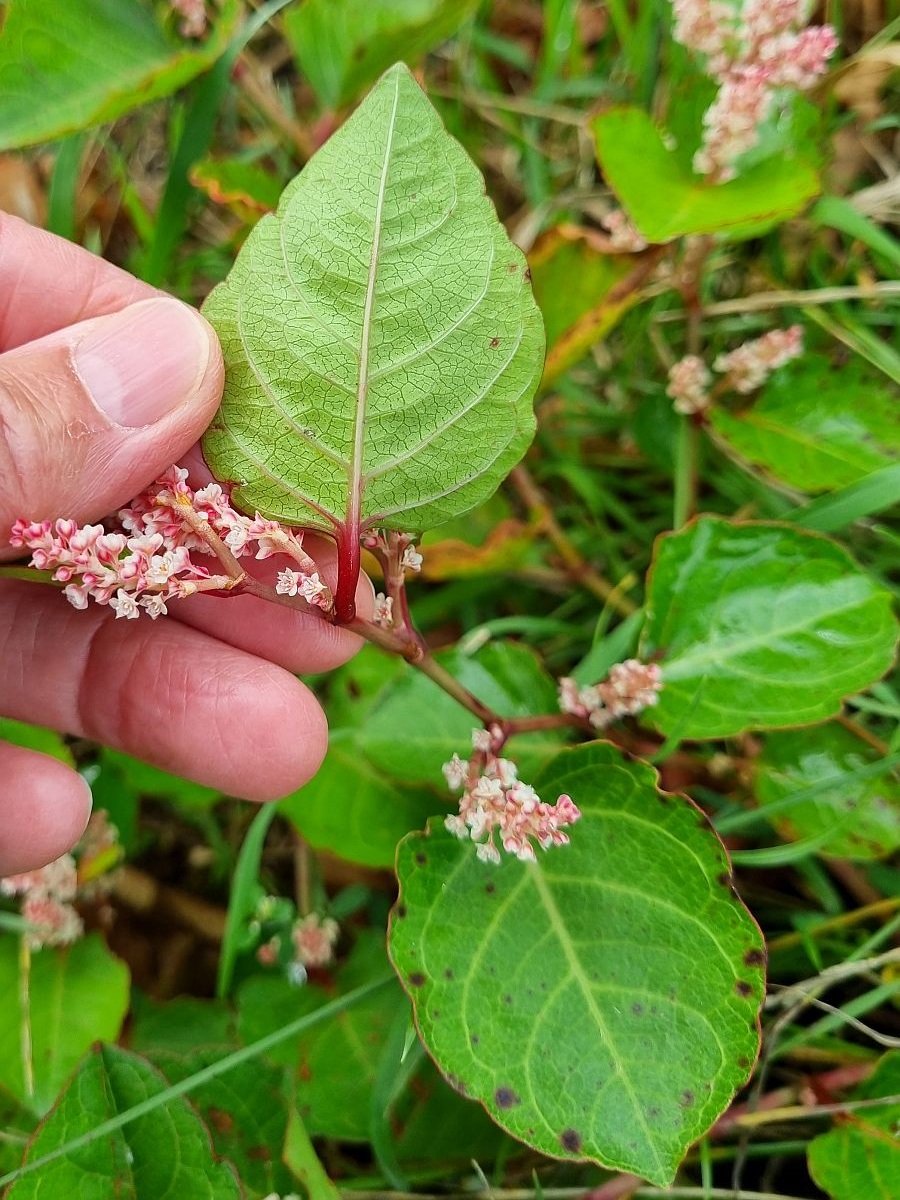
[716, 872, 732, 887]
[737, 1055, 750, 1068]
[632, 1003, 644, 1015]
[735, 979, 753, 997]
[560, 1129, 582, 1153]
[490, 337, 501, 348]
[495, 1087, 520, 1109]
[298, 1060, 312, 1081]
[207, 1107, 233, 1134]
[680, 1090, 695, 1108]
[486, 882, 496, 894]
[744, 948, 765, 967]
[444, 968, 454, 980]
[415, 852, 427, 865]
[395, 904, 407, 919]
[248, 1145, 270, 1162]
[409, 972, 426, 987]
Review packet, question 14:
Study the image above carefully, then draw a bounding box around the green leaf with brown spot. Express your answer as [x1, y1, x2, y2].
[389, 742, 764, 1186]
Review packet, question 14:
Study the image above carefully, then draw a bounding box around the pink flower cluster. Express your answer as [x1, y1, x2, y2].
[601, 209, 648, 252]
[667, 355, 713, 415]
[11, 466, 332, 620]
[714, 324, 803, 392]
[291, 912, 340, 968]
[668, 325, 803, 414]
[1, 812, 120, 949]
[170, 0, 207, 38]
[672, 0, 838, 179]
[442, 727, 581, 864]
[559, 659, 663, 729]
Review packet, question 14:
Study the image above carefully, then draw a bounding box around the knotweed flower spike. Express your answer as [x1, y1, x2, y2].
[559, 659, 663, 730]
[667, 355, 712, 415]
[1, 812, 121, 948]
[714, 325, 804, 393]
[443, 726, 582, 865]
[11, 465, 333, 619]
[672, 0, 838, 180]
[291, 912, 340, 969]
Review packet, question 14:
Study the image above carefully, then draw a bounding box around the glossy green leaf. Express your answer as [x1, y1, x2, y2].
[279, 730, 438, 868]
[592, 107, 819, 241]
[641, 518, 898, 740]
[285, 0, 479, 110]
[710, 357, 900, 493]
[807, 1051, 900, 1200]
[0, 0, 239, 150]
[0, 935, 129, 1114]
[359, 640, 569, 787]
[389, 742, 765, 1185]
[202, 63, 544, 613]
[148, 1049, 296, 1199]
[236, 932, 499, 1162]
[754, 725, 900, 861]
[5, 1045, 241, 1200]
[237, 933, 398, 1139]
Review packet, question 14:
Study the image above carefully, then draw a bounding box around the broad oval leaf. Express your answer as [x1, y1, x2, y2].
[641, 517, 898, 740]
[0, 0, 240, 151]
[807, 1051, 900, 1200]
[593, 107, 819, 242]
[754, 725, 900, 861]
[0, 934, 129, 1114]
[389, 742, 765, 1186]
[202, 62, 543, 555]
[710, 357, 900, 493]
[5, 1045, 241, 1199]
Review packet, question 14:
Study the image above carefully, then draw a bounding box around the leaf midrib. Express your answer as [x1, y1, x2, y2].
[349, 68, 401, 535]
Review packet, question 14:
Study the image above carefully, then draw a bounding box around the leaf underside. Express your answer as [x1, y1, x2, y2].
[202, 62, 544, 546]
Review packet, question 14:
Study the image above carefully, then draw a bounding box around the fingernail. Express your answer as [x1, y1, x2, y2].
[75, 298, 213, 428]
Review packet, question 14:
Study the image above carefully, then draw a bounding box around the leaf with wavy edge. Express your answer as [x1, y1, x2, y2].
[202, 63, 544, 618]
[389, 742, 764, 1185]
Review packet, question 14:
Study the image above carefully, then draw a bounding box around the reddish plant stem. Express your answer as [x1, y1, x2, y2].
[333, 527, 360, 623]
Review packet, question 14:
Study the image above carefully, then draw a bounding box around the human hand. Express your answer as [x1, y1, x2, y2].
[0, 213, 365, 875]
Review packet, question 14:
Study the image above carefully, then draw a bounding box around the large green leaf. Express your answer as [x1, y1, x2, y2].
[710, 357, 900, 493]
[389, 742, 765, 1185]
[0, 935, 129, 1114]
[147, 1049, 296, 1199]
[279, 730, 438, 868]
[285, 0, 479, 110]
[359, 640, 569, 787]
[754, 725, 900, 861]
[236, 932, 500, 1162]
[641, 518, 897, 740]
[0, 0, 239, 150]
[807, 1051, 900, 1200]
[592, 107, 819, 241]
[202, 64, 544, 618]
[5, 1045, 241, 1199]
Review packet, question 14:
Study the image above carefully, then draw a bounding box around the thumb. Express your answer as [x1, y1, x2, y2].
[0, 297, 223, 554]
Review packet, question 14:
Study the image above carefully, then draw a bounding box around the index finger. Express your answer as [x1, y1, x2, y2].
[0, 211, 158, 352]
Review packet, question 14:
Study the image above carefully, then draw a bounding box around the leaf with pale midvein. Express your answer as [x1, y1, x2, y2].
[202, 63, 543, 566]
[640, 517, 898, 740]
[389, 742, 764, 1185]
